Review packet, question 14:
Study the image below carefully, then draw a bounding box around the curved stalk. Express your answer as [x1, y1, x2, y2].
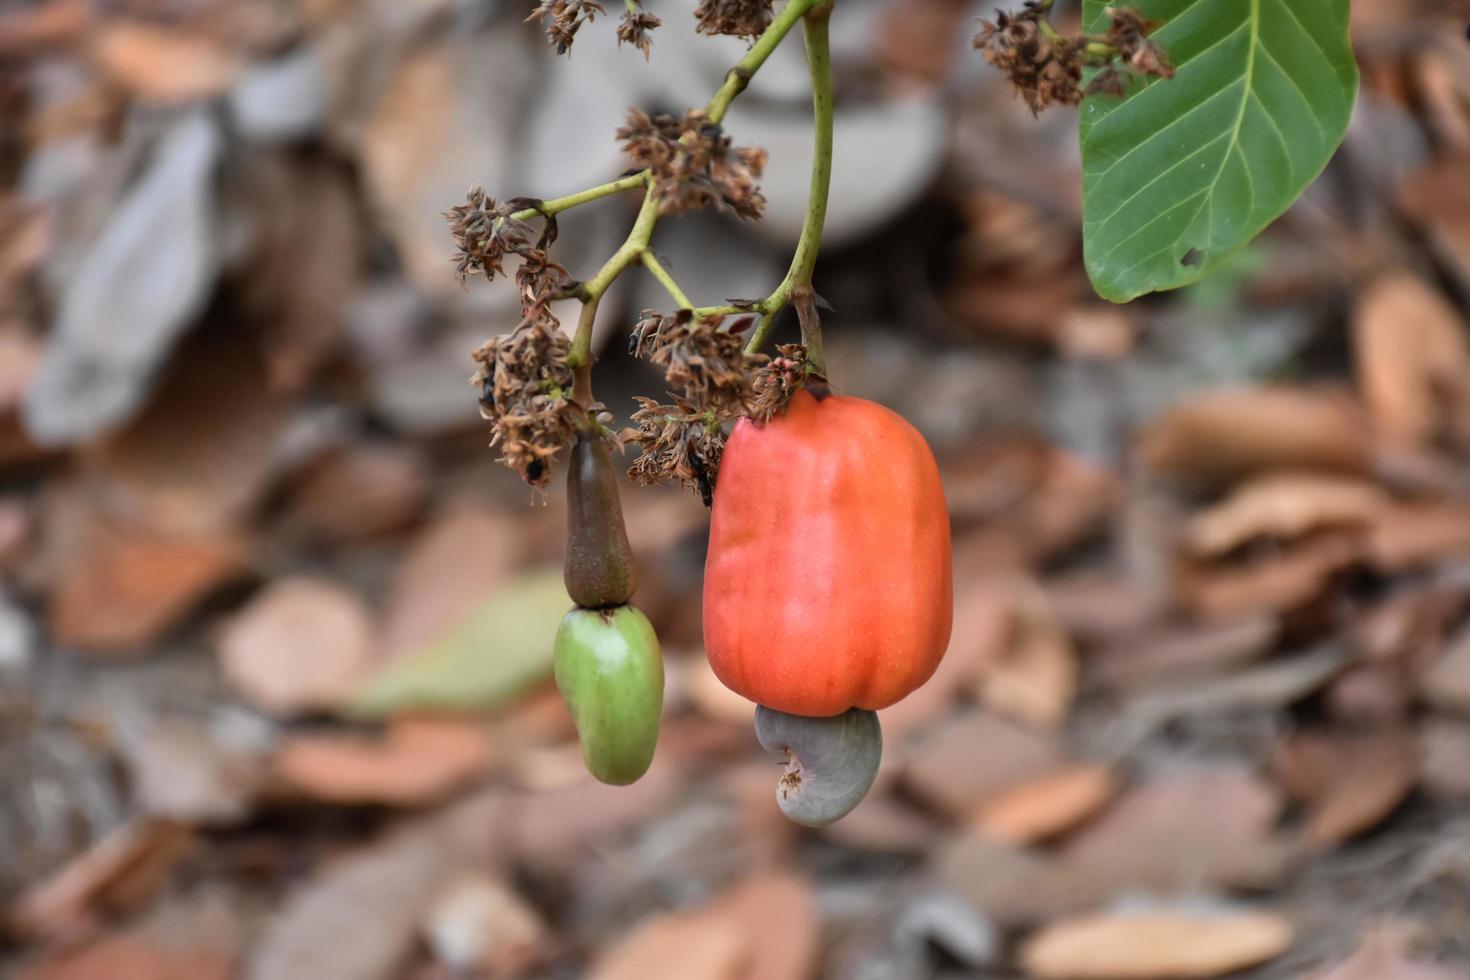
[640, 251, 693, 310]
[743, 1, 834, 373]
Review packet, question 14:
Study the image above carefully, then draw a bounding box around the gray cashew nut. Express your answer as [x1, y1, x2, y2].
[754, 705, 883, 827]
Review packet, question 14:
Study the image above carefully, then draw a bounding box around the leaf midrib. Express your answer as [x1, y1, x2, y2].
[1094, 0, 1260, 272]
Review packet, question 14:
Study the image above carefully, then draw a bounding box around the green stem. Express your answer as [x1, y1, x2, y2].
[641, 251, 694, 309]
[706, 0, 823, 124]
[510, 172, 649, 223]
[744, 2, 834, 372]
[567, 184, 663, 369]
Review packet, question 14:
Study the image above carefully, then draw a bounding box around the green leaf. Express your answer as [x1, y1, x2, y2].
[350, 569, 569, 718]
[1080, 0, 1358, 303]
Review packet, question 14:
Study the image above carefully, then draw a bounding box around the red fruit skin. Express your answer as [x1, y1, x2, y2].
[703, 389, 953, 717]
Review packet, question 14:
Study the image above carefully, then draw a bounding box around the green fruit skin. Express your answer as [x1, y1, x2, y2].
[564, 429, 637, 608]
[554, 605, 663, 785]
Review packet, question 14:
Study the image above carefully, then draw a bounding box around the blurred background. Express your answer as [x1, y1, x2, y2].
[2, 0, 1470, 977]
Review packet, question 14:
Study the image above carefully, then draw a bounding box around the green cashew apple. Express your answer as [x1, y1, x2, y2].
[553, 604, 663, 785]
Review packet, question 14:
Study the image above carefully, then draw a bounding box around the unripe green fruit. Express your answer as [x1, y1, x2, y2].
[554, 605, 663, 785]
[564, 428, 637, 608]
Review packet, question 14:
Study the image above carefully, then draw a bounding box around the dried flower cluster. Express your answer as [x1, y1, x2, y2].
[527, 0, 605, 53]
[446, 188, 537, 285]
[974, 3, 1173, 113]
[626, 397, 725, 505]
[617, 6, 661, 58]
[1090, 6, 1173, 96]
[625, 313, 764, 501]
[471, 319, 581, 487]
[447, 188, 574, 332]
[693, 0, 773, 38]
[619, 109, 767, 219]
[749, 343, 815, 423]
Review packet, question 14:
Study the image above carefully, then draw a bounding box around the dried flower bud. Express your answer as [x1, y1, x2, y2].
[693, 0, 773, 38]
[528, 0, 606, 53]
[617, 108, 767, 219]
[617, 7, 661, 58]
[470, 319, 581, 487]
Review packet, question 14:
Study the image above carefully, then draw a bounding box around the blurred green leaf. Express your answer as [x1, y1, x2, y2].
[1080, 0, 1357, 303]
[350, 569, 569, 717]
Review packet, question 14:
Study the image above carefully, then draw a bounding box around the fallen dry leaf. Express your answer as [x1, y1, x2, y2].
[1353, 272, 1470, 448]
[821, 792, 937, 853]
[704, 874, 821, 980]
[1421, 718, 1470, 797]
[1303, 924, 1467, 980]
[973, 765, 1115, 846]
[900, 709, 1065, 817]
[1399, 155, 1470, 290]
[1090, 615, 1279, 689]
[1183, 473, 1387, 558]
[90, 23, 243, 103]
[236, 157, 361, 391]
[22, 113, 222, 447]
[47, 502, 248, 654]
[116, 718, 264, 824]
[274, 718, 493, 806]
[378, 505, 523, 664]
[1056, 767, 1289, 894]
[1367, 502, 1470, 572]
[1123, 645, 1350, 723]
[589, 908, 747, 980]
[247, 832, 447, 980]
[1420, 625, 1470, 714]
[1176, 532, 1361, 621]
[1325, 662, 1415, 725]
[285, 445, 427, 543]
[0, 0, 88, 55]
[217, 577, 376, 716]
[6, 820, 195, 940]
[1020, 907, 1294, 979]
[590, 873, 818, 980]
[17, 934, 233, 980]
[945, 441, 1116, 565]
[513, 759, 684, 870]
[1137, 386, 1371, 484]
[421, 873, 548, 977]
[977, 583, 1077, 729]
[1044, 571, 1168, 644]
[81, 325, 292, 535]
[1272, 728, 1419, 848]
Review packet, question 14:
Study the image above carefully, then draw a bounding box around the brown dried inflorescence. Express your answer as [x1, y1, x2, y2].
[625, 313, 764, 500]
[617, 7, 661, 58]
[626, 397, 726, 505]
[618, 109, 767, 219]
[693, 0, 773, 38]
[527, 0, 606, 53]
[974, 3, 1173, 112]
[446, 188, 537, 285]
[973, 3, 1087, 114]
[1099, 6, 1173, 81]
[749, 343, 815, 424]
[471, 319, 581, 487]
[447, 189, 575, 332]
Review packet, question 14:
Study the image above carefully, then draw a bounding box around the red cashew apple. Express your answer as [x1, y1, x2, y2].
[703, 388, 953, 718]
